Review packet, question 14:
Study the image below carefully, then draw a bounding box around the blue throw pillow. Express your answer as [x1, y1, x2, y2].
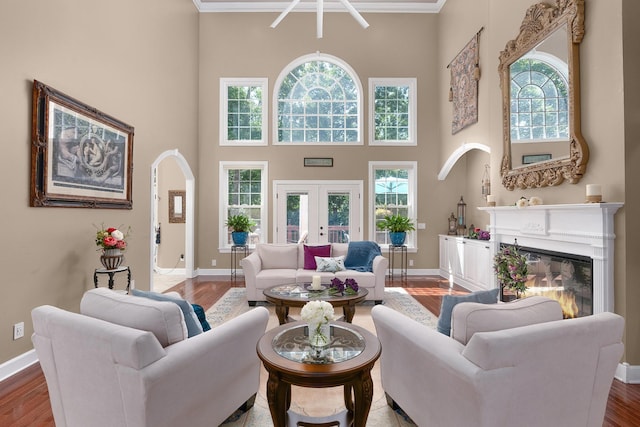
[130, 289, 203, 338]
[436, 288, 500, 336]
[191, 303, 211, 332]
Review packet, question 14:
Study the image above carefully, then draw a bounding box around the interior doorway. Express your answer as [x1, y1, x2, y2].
[150, 150, 195, 292]
[274, 181, 362, 244]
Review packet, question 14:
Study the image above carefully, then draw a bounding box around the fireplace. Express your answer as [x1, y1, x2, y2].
[501, 243, 593, 317]
[479, 203, 623, 315]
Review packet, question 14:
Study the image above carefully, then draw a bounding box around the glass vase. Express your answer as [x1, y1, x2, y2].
[308, 322, 331, 359]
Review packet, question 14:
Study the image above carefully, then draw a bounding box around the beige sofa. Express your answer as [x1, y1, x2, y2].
[32, 288, 269, 427]
[240, 242, 388, 305]
[372, 296, 624, 427]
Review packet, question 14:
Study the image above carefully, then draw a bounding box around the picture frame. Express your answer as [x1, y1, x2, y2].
[168, 190, 186, 223]
[304, 157, 333, 167]
[30, 80, 134, 209]
[522, 154, 552, 165]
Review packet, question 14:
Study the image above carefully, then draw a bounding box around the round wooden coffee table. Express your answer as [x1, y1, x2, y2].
[257, 321, 381, 427]
[263, 284, 368, 325]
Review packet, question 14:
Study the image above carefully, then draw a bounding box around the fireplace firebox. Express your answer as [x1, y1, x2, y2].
[501, 244, 593, 317]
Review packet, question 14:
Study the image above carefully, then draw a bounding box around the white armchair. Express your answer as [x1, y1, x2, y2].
[372, 297, 624, 427]
[32, 288, 269, 427]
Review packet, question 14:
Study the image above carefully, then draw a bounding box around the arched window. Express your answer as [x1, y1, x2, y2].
[274, 53, 363, 145]
[510, 54, 569, 141]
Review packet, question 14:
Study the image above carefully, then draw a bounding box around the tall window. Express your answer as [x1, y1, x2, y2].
[369, 78, 417, 146]
[219, 161, 268, 249]
[220, 79, 268, 146]
[369, 161, 418, 248]
[274, 53, 363, 145]
[510, 55, 568, 141]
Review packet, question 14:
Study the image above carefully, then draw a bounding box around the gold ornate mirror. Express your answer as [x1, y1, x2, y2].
[499, 0, 588, 190]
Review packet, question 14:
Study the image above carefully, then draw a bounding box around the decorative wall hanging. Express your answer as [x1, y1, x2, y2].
[168, 190, 186, 223]
[30, 80, 134, 209]
[449, 28, 483, 134]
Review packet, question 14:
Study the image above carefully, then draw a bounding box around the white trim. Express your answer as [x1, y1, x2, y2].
[438, 143, 490, 180]
[193, 1, 447, 13]
[0, 350, 38, 383]
[368, 161, 418, 248]
[616, 363, 640, 384]
[150, 150, 196, 293]
[219, 78, 269, 146]
[272, 52, 364, 146]
[368, 78, 417, 146]
[219, 161, 269, 249]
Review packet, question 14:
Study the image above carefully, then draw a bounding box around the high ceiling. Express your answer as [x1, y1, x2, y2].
[192, 0, 446, 13]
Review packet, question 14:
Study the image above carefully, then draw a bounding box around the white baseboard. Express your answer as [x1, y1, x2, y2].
[0, 349, 38, 383]
[615, 362, 640, 384]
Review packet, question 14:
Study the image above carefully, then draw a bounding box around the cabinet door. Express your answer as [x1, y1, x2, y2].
[439, 236, 450, 273]
[476, 243, 493, 288]
[463, 240, 479, 283]
[452, 238, 464, 277]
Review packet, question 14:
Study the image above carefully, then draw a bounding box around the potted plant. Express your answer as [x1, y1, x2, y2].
[377, 214, 415, 246]
[225, 214, 256, 246]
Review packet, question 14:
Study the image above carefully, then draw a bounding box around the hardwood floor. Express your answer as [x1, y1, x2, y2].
[1, 276, 638, 426]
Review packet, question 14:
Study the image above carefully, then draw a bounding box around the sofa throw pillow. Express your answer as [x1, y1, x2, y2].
[191, 303, 211, 332]
[130, 289, 203, 338]
[436, 288, 499, 336]
[304, 244, 332, 270]
[315, 256, 346, 272]
[257, 244, 299, 269]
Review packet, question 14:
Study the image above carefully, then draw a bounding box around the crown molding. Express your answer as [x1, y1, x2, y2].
[192, 0, 446, 13]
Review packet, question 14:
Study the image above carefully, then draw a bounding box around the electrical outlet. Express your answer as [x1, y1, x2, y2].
[211, 259, 217, 267]
[13, 322, 24, 340]
[409, 259, 414, 267]
[180, 254, 184, 261]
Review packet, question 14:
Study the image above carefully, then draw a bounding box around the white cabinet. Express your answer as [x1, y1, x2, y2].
[439, 235, 495, 291]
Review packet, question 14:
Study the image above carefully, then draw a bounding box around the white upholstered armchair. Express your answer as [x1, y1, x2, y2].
[372, 296, 624, 427]
[32, 288, 269, 427]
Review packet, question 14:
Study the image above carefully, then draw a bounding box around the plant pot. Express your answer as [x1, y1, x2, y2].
[389, 232, 407, 246]
[101, 248, 123, 270]
[231, 231, 249, 246]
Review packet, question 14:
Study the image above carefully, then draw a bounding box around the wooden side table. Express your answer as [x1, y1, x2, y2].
[94, 266, 131, 292]
[230, 245, 248, 280]
[257, 322, 381, 427]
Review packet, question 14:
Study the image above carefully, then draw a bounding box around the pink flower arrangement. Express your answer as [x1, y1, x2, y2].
[96, 225, 129, 251]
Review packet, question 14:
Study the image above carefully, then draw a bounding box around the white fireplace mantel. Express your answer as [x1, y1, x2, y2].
[478, 203, 623, 314]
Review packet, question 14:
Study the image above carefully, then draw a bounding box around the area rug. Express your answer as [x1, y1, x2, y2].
[207, 288, 437, 426]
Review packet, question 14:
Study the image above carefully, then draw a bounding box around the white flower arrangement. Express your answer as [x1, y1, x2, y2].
[516, 197, 528, 208]
[528, 196, 543, 206]
[301, 300, 334, 325]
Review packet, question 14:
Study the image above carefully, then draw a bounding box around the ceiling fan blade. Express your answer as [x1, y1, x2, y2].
[270, 0, 301, 28]
[338, 0, 370, 29]
[317, 0, 323, 38]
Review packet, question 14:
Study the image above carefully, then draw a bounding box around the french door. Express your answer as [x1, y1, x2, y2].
[274, 181, 362, 244]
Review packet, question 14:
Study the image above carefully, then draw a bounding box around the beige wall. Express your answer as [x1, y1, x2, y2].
[1, 0, 638, 369]
[0, 0, 199, 363]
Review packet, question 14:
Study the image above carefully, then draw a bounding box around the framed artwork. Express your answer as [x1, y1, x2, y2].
[304, 157, 333, 167]
[522, 154, 552, 165]
[168, 190, 186, 223]
[30, 80, 134, 209]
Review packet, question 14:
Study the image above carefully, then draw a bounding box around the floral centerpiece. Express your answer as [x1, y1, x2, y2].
[96, 226, 129, 252]
[468, 227, 490, 240]
[493, 244, 528, 297]
[300, 300, 334, 353]
[329, 278, 359, 295]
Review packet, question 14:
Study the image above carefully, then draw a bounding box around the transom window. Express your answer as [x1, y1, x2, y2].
[220, 78, 268, 146]
[369, 78, 417, 146]
[510, 56, 569, 142]
[274, 53, 363, 145]
[219, 161, 268, 249]
[369, 161, 418, 248]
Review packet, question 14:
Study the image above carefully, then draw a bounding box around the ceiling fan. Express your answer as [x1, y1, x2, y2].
[270, 0, 370, 39]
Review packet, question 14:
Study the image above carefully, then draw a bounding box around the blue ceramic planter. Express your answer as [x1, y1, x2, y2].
[231, 231, 249, 246]
[389, 232, 407, 246]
